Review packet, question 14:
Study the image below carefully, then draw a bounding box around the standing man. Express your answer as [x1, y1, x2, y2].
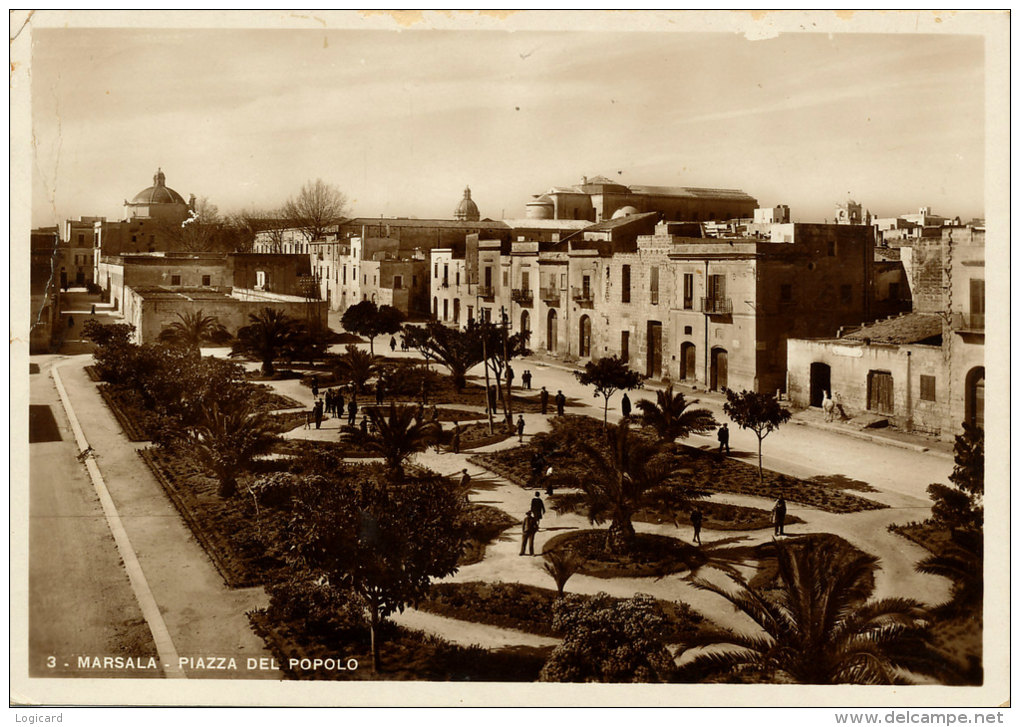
[621, 392, 632, 418]
[458, 468, 471, 493]
[718, 423, 730, 454]
[530, 491, 546, 523]
[520, 511, 539, 556]
[516, 415, 526, 443]
[311, 375, 319, 399]
[522, 370, 532, 390]
[336, 390, 345, 420]
[348, 398, 358, 427]
[506, 365, 515, 390]
[390, 336, 397, 352]
[313, 399, 324, 430]
[540, 386, 549, 415]
[488, 385, 498, 413]
[772, 496, 787, 536]
[555, 390, 566, 416]
[689, 508, 703, 546]
[375, 383, 384, 406]
[451, 421, 461, 454]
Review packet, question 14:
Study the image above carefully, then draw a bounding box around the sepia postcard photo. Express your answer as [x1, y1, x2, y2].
[9, 9, 1010, 709]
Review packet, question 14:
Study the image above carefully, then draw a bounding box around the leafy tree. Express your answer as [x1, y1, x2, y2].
[82, 319, 135, 348]
[723, 389, 792, 481]
[635, 385, 717, 443]
[542, 549, 583, 597]
[678, 538, 941, 684]
[286, 469, 466, 671]
[539, 593, 675, 683]
[183, 403, 278, 498]
[916, 528, 983, 615]
[466, 318, 530, 424]
[332, 345, 379, 394]
[927, 424, 983, 533]
[157, 310, 231, 354]
[573, 355, 645, 428]
[282, 178, 349, 242]
[230, 307, 302, 376]
[557, 419, 687, 553]
[341, 301, 405, 355]
[342, 403, 441, 480]
[401, 321, 484, 393]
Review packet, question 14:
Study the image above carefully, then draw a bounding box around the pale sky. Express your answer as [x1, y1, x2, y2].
[30, 25, 985, 228]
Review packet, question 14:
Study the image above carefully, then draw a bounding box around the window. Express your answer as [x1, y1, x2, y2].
[484, 267, 492, 288]
[684, 325, 693, 335]
[521, 271, 530, 290]
[443, 299, 449, 321]
[364, 275, 367, 284]
[393, 275, 403, 289]
[434, 263, 439, 278]
[920, 375, 936, 402]
[970, 278, 985, 327]
[621, 265, 631, 303]
[582, 274, 591, 299]
[78, 233, 85, 245]
[560, 273, 566, 289]
[650, 266, 659, 305]
[171, 275, 181, 286]
[827, 240, 837, 257]
[605, 267, 611, 301]
[621, 331, 630, 362]
[840, 284, 852, 305]
[467, 305, 474, 322]
[455, 271, 460, 286]
[709, 274, 726, 300]
[201, 275, 211, 286]
[502, 270, 509, 287]
[683, 273, 694, 310]
[780, 283, 792, 302]
[343, 265, 347, 283]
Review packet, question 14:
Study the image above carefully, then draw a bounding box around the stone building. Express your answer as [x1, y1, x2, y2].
[544, 221, 878, 394]
[786, 226, 984, 439]
[93, 169, 196, 261]
[525, 175, 757, 223]
[30, 226, 65, 352]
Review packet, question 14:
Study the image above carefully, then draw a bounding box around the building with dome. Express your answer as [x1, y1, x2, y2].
[453, 186, 481, 221]
[124, 168, 191, 223]
[525, 175, 758, 223]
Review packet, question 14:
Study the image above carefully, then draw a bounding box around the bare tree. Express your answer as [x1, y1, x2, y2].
[156, 196, 222, 252]
[226, 208, 288, 253]
[282, 179, 349, 242]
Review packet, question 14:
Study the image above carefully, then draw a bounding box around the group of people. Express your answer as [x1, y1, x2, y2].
[686, 495, 788, 546]
[537, 386, 567, 416]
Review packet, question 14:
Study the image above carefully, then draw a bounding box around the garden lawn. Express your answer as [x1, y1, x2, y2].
[459, 505, 518, 566]
[543, 530, 706, 579]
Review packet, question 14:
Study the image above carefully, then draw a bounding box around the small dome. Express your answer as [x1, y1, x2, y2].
[611, 205, 640, 219]
[130, 168, 186, 205]
[454, 185, 480, 221]
[525, 194, 554, 220]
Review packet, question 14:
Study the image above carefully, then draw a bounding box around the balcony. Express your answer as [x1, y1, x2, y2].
[571, 287, 594, 308]
[477, 285, 495, 300]
[539, 287, 561, 305]
[511, 288, 534, 307]
[701, 297, 732, 315]
[952, 312, 984, 333]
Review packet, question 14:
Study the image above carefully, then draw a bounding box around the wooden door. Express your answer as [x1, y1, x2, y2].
[646, 321, 662, 378]
[868, 371, 894, 415]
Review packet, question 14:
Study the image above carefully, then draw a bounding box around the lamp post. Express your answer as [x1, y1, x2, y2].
[476, 292, 494, 435]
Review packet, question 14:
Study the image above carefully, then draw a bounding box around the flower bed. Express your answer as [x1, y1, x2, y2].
[549, 493, 804, 531]
[542, 530, 706, 579]
[140, 447, 290, 588]
[97, 384, 157, 442]
[459, 505, 518, 566]
[84, 365, 103, 382]
[458, 421, 515, 450]
[247, 610, 550, 681]
[418, 581, 703, 642]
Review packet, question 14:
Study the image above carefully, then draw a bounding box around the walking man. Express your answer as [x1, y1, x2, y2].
[522, 370, 532, 390]
[689, 508, 703, 545]
[516, 415, 526, 443]
[390, 336, 397, 352]
[336, 391, 345, 419]
[530, 491, 546, 522]
[361, 415, 369, 435]
[772, 496, 787, 536]
[348, 398, 358, 426]
[621, 392, 632, 418]
[555, 390, 566, 416]
[540, 386, 549, 415]
[313, 399, 323, 430]
[717, 423, 731, 454]
[520, 511, 539, 556]
[458, 468, 471, 493]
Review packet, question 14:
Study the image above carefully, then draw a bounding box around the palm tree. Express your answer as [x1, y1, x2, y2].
[186, 402, 279, 498]
[333, 345, 379, 395]
[677, 539, 941, 684]
[915, 528, 983, 615]
[157, 310, 231, 354]
[562, 420, 690, 554]
[343, 403, 441, 480]
[230, 308, 300, 376]
[542, 549, 583, 597]
[635, 385, 717, 443]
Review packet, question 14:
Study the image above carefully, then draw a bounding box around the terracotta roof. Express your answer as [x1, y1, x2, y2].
[842, 313, 942, 344]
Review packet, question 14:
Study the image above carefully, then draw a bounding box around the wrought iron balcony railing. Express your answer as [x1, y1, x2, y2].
[539, 287, 561, 304]
[511, 289, 534, 306]
[952, 312, 984, 333]
[701, 297, 733, 315]
[572, 287, 594, 307]
[477, 285, 495, 299]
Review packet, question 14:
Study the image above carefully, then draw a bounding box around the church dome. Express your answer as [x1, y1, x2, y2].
[454, 186, 480, 221]
[611, 205, 640, 219]
[130, 168, 186, 205]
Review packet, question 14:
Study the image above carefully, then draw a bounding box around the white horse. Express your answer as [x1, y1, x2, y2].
[822, 391, 836, 422]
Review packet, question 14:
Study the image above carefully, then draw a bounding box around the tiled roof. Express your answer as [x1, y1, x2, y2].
[875, 247, 902, 261]
[842, 313, 942, 344]
[626, 185, 757, 202]
[583, 211, 659, 232]
[130, 286, 233, 301]
[343, 218, 510, 230]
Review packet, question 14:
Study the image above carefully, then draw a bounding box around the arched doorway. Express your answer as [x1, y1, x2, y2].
[710, 348, 728, 390]
[546, 308, 558, 352]
[810, 362, 831, 407]
[579, 315, 592, 357]
[680, 342, 696, 381]
[966, 366, 984, 429]
[520, 310, 530, 341]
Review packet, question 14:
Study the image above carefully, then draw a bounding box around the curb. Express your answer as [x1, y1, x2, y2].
[51, 361, 187, 679]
